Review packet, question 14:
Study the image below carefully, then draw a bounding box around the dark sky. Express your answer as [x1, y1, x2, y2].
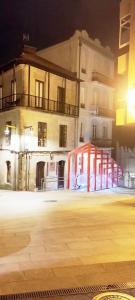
[0, 0, 120, 64]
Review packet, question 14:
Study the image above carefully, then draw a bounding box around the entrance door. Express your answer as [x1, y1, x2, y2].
[36, 161, 45, 189]
[58, 160, 65, 188]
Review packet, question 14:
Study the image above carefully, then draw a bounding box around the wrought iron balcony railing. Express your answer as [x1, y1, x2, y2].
[89, 105, 115, 118]
[92, 71, 114, 88]
[91, 138, 112, 148]
[0, 94, 79, 117]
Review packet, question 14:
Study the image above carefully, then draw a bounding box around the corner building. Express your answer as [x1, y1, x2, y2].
[0, 46, 79, 191]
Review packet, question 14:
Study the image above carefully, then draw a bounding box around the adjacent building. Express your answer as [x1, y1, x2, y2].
[38, 30, 115, 149]
[117, 0, 135, 126]
[116, 0, 135, 188]
[0, 45, 79, 191]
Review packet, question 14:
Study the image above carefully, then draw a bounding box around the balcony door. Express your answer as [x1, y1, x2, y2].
[57, 86, 65, 113]
[35, 80, 44, 108]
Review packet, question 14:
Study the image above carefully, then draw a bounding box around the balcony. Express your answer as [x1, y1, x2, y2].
[91, 138, 112, 148]
[92, 71, 114, 88]
[89, 105, 115, 118]
[0, 94, 79, 117]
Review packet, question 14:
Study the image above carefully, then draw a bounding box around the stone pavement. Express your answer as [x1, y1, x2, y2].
[40, 289, 135, 299]
[0, 188, 135, 296]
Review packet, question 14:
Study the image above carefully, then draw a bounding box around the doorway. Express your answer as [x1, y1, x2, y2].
[6, 161, 11, 183]
[36, 161, 45, 189]
[58, 160, 65, 188]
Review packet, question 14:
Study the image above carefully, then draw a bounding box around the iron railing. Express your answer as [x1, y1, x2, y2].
[92, 71, 114, 87]
[0, 94, 79, 117]
[91, 138, 112, 148]
[89, 104, 115, 118]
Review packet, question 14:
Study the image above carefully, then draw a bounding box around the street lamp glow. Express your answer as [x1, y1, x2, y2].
[127, 87, 135, 123]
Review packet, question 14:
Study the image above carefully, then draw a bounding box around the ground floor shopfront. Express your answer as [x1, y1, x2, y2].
[0, 150, 67, 191]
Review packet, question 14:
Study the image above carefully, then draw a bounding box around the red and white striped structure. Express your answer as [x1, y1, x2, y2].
[67, 143, 122, 192]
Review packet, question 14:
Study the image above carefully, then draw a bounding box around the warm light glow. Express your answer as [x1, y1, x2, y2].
[127, 87, 135, 123]
[116, 88, 135, 125]
[116, 108, 126, 126]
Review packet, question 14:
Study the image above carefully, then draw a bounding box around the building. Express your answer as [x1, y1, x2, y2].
[38, 30, 115, 149]
[117, 0, 135, 126]
[116, 0, 135, 188]
[0, 45, 79, 191]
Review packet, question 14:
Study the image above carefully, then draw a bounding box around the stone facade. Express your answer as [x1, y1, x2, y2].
[38, 30, 115, 149]
[0, 46, 79, 190]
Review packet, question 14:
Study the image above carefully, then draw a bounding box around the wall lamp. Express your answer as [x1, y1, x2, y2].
[50, 152, 53, 160]
[4, 124, 16, 136]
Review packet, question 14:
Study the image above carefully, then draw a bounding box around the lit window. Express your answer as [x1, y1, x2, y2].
[38, 122, 47, 147]
[119, 14, 131, 48]
[59, 125, 67, 147]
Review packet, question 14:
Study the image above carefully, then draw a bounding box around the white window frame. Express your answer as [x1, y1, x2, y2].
[119, 14, 131, 49]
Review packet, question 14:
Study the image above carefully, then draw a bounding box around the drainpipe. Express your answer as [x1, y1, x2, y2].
[27, 153, 31, 191]
[75, 37, 82, 148]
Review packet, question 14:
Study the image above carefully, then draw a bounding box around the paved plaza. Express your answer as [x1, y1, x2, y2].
[0, 188, 135, 296]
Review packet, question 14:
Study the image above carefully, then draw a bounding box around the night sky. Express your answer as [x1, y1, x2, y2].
[0, 0, 120, 64]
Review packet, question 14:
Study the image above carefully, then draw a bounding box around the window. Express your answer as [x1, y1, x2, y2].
[92, 89, 98, 106]
[59, 125, 67, 147]
[57, 87, 65, 113]
[57, 86, 65, 102]
[38, 122, 47, 147]
[119, 15, 131, 48]
[80, 87, 85, 108]
[103, 126, 108, 139]
[79, 122, 84, 142]
[92, 124, 96, 139]
[118, 53, 129, 75]
[81, 49, 87, 74]
[11, 80, 16, 101]
[35, 80, 44, 108]
[0, 86, 2, 109]
[6, 161, 11, 183]
[5, 121, 12, 146]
